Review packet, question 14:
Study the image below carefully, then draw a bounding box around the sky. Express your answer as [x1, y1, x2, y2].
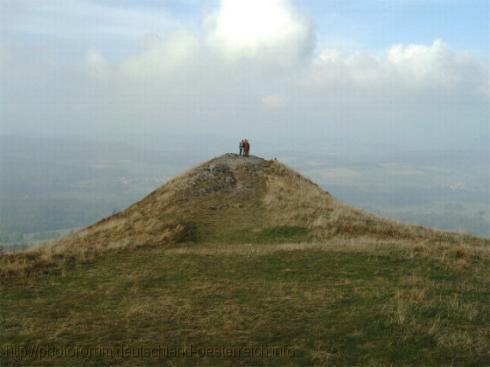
[1, 0, 489, 151]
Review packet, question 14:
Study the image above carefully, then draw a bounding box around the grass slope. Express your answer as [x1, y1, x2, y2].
[1, 240, 489, 366]
[2, 154, 487, 277]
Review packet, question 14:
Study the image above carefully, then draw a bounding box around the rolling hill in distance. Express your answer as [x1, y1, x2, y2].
[1, 154, 489, 366]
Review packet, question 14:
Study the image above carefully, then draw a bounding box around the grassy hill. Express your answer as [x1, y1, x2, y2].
[1, 154, 489, 366]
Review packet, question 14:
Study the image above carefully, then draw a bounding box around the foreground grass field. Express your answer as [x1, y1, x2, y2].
[2, 239, 489, 366]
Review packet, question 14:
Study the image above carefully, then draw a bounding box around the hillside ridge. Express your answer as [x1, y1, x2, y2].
[46, 153, 486, 256]
[1, 153, 489, 278]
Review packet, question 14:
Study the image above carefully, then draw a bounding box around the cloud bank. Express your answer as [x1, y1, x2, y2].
[1, 0, 489, 147]
[204, 0, 314, 64]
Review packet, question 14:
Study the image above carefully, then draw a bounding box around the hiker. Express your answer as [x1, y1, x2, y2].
[239, 139, 244, 156]
[243, 138, 250, 157]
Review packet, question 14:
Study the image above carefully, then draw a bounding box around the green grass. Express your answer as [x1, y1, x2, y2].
[178, 223, 311, 244]
[1, 241, 489, 366]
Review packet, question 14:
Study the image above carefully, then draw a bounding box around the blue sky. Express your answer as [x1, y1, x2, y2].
[3, 0, 489, 61]
[1, 0, 489, 149]
[305, 0, 490, 54]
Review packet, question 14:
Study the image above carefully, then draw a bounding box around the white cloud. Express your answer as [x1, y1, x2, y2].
[86, 49, 108, 78]
[307, 39, 489, 98]
[204, 0, 314, 65]
[388, 39, 459, 86]
[119, 31, 200, 80]
[261, 95, 287, 109]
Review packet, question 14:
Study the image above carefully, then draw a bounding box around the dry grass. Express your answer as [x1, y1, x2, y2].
[44, 156, 490, 252]
[1, 154, 489, 279]
[381, 276, 490, 358]
[166, 238, 490, 276]
[263, 161, 470, 243]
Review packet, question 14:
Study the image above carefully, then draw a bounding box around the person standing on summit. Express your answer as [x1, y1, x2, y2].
[243, 138, 250, 157]
[239, 139, 244, 156]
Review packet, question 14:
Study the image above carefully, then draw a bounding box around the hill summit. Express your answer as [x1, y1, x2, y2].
[52, 153, 466, 254]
